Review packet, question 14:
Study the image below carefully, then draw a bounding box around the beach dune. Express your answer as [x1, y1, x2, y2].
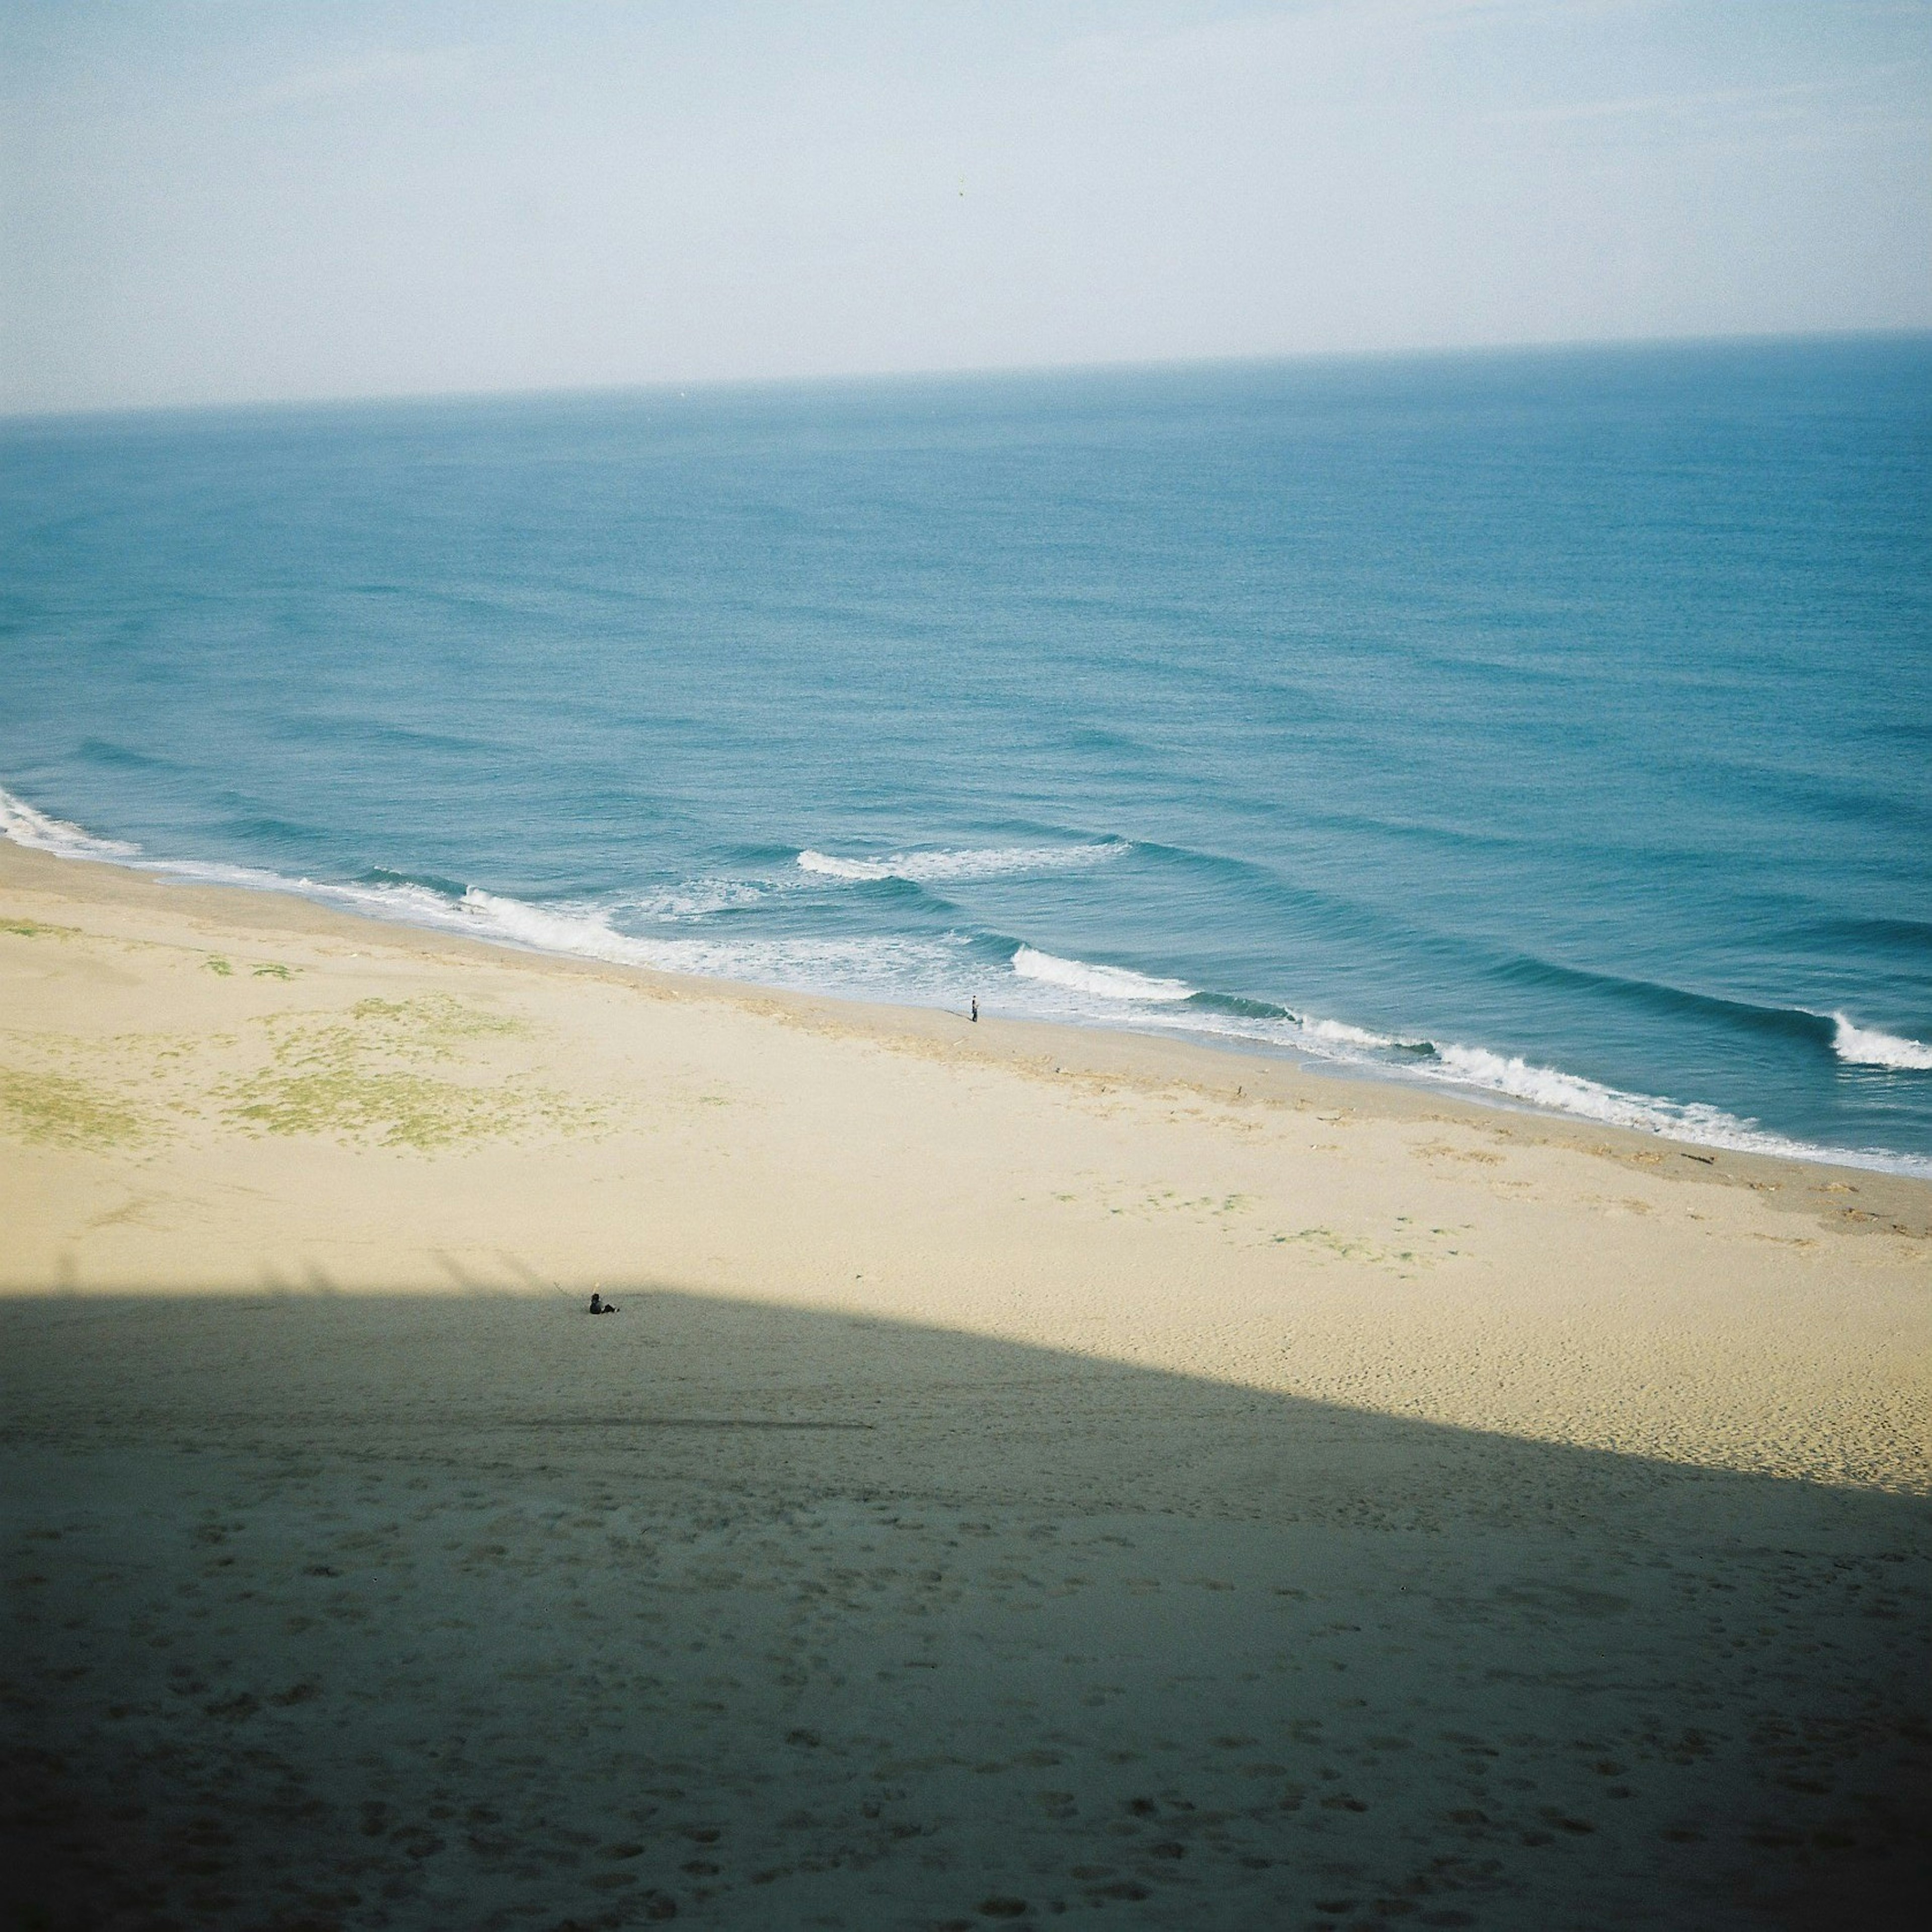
[3, 839, 1928, 1929]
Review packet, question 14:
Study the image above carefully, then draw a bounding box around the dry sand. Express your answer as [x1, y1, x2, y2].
[2, 837, 1928, 1930]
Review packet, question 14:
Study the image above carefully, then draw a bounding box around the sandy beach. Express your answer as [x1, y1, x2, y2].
[3, 836, 1928, 1929]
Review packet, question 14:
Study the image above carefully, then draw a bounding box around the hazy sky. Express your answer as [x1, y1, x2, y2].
[4, 1, 1928, 413]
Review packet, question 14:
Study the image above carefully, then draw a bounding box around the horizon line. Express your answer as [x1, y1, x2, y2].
[6, 324, 1929, 430]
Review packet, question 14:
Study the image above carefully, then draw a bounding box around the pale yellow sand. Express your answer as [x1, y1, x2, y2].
[3, 840, 1928, 1929]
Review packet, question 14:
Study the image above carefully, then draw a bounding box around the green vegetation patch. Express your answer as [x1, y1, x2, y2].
[222, 994, 583, 1151]
[347, 994, 525, 1051]
[0, 1067, 145, 1149]
[1267, 1225, 1431, 1274]
[1, 918, 79, 940]
[226, 1066, 536, 1149]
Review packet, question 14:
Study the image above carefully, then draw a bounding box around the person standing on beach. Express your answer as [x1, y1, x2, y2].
[970, 995, 979, 1022]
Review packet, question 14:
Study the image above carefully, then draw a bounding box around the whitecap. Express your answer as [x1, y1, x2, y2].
[455, 889, 973, 998]
[799, 842, 1127, 885]
[1426, 1041, 1713, 1132]
[7, 779, 1926, 1176]
[1010, 944, 1194, 1003]
[1300, 1015, 1411, 1052]
[1413, 1042, 1931, 1172]
[798, 850, 893, 881]
[0, 785, 140, 860]
[1086, 1000, 1932, 1177]
[606, 879, 772, 923]
[1831, 1013, 1932, 1072]
[458, 889, 640, 963]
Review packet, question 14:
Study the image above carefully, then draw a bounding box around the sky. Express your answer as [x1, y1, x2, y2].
[3, 1, 1928, 414]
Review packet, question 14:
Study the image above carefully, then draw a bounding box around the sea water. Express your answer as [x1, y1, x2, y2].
[4, 337, 1929, 1172]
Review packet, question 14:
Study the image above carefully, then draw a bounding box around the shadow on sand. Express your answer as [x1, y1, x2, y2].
[2, 1285, 1926, 1931]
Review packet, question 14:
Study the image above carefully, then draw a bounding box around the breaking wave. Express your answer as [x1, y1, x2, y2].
[299, 882, 975, 1003]
[798, 842, 1127, 884]
[1026, 974, 1932, 1176]
[1011, 944, 1193, 1003]
[0, 787, 139, 860]
[1832, 1014, 1932, 1071]
[5, 781, 1927, 1176]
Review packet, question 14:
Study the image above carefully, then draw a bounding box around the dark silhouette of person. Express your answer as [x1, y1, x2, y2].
[589, 1292, 619, 1315]
[970, 995, 979, 1023]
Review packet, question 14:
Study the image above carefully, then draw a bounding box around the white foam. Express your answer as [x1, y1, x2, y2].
[799, 842, 1126, 885]
[1011, 944, 1194, 1004]
[1420, 1042, 1932, 1173]
[307, 876, 467, 922]
[0, 788, 968, 1001]
[1091, 1000, 1932, 1178]
[798, 850, 891, 880]
[452, 889, 972, 1000]
[613, 879, 771, 922]
[0, 785, 456, 909]
[1302, 1015, 1410, 1052]
[1428, 1042, 1714, 1132]
[7, 781, 1926, 1177]
[0, 785, 140, 860]
[457, 888, 634, 961]
[266, 875, 972, 997]
[1832, 1014, 1932, 1071]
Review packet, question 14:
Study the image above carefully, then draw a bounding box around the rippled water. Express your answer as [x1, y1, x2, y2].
[3, 338, 1929, 1169]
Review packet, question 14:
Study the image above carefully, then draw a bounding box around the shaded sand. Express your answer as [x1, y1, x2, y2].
[3, 839, 1929, 1929]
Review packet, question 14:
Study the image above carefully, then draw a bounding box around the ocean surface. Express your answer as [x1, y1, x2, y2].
[4, 337, 1930, 1173]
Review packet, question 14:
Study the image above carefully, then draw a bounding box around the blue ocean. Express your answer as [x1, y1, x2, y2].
[4, 337, 1930, 1173]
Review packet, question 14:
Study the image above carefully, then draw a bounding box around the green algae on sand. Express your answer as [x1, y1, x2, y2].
[221, 994, 593, 1151]
[0, 1067, 145, 1149]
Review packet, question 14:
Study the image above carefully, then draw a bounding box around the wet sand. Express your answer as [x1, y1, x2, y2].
[2, 839, 1928, 1928]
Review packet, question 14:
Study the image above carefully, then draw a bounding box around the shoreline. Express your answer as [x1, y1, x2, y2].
[5, 831, 1928, 1191]
[5, 833, 1931, 1239]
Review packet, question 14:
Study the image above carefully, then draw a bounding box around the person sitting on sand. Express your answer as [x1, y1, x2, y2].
[588, 1291, 619, 1315]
